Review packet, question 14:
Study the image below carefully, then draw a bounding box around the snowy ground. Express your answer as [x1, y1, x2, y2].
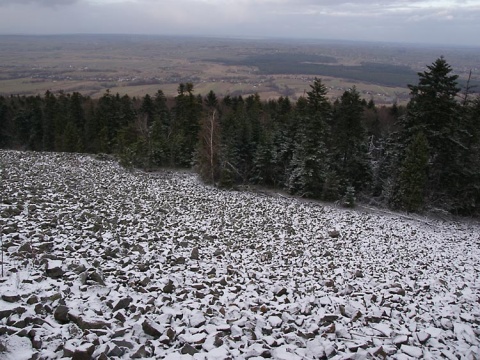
[0, 150, 479, 360]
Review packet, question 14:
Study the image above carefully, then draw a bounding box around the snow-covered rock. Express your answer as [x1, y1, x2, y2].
[1, 150, 479, 359]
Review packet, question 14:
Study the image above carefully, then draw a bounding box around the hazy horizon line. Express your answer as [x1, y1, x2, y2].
[1, 32, 479, 50]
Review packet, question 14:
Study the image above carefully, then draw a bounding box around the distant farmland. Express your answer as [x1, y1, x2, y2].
[0, 35, 478, 104]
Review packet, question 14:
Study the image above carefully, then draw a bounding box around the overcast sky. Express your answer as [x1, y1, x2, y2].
[0, 0, 479, 47]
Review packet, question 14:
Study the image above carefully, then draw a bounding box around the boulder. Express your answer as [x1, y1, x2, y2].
[142, 319, 162, 338]
[112, 296, 132, 312]
[89, 271, 105, 286]
[112, 339, 134, 349]
[18, 242, 32, 253]
[163, 280, 175, 294]
[54, 305, 70, 324]
[0, 307, 26, 320]
[190, 247, 200, 260]
[1, 294, 21, 303]
[328, 229, 340, 238]
[45, 260, 64, 279]
[131, 345, 150, 358]
[181, 343, 199, 356]
[63, 341, 95, 360]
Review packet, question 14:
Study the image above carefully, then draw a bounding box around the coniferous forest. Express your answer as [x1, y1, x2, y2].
[1, 57, 479, 215]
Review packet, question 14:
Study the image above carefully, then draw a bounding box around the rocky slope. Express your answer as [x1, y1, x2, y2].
[0, 150, 479, 359]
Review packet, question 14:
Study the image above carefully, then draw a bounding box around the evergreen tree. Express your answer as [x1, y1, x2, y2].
[83, 98, 99, 153]
[12, 96, 43, 150]
[453, 96, 480, 214]
[140, 94, 155, 126]
[287, 78, 332, 198]
[42, 91, 56, 151]
[62, 120, 82, 153]
[94, 91, 125, 153]
[149, 90, 171, 166]
[397, 131, 429, 212]
[219, 96, 252, 184]
[269, 96, 296, 188]
[0, 96, 10, 148]
[331, 87, 371, 192]
[172, 83, 202, 166]
[402, 57, 462, 209]
[68, 92, 86, 152]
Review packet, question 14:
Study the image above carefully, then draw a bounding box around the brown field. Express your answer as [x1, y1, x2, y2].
[1, 35, 478, 105]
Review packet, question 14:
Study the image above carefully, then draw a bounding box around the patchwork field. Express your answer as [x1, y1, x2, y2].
[0, 150, 479, 359]
[1, 35, 479, 105]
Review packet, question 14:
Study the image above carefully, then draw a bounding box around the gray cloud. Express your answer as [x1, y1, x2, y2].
[0, 0, 478, 46]
[0, 0, 78, 6]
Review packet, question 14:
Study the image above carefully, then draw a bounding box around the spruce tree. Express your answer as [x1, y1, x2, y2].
[42, 91, 56, 151]
[173, 83, 201, 167]
[397, 131, 429, 212]
[287, 78, 332, 198]
[331, 87, 371, 193]
[402, 57, 462, 209]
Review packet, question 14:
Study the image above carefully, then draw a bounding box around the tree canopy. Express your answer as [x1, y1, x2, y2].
[1, 58, 479, 215]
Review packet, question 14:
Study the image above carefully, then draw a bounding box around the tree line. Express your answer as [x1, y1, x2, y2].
[1, 57, 479, 215]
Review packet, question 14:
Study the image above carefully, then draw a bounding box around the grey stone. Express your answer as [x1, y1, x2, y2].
[328, 229, 340, 238]
[18, 242, 32, 253]
[108, 345, 124, 357]
[175, 256, 186, 265]
[72, 264, 87, 274]
[165, 327, 176, 342]
[64, 343, 95, 360]
[37, 242, 54, 252]
[26, 295, 39, 305]
[190, 247, 200, 260]
[89, 271, 105, 286]
[213, 249, 224, 257]
[275, 288, 288, 297]
[393, 334, 409, 346]
[389, 286, 406, 296]
[142, 319, 162, 338]
[76, 317, 111, 331]
[54, 305, 70, 324]
[114, 311, 126, 323]
[112, 339, 134, 349]
[112, 296, 132, 312]
[1, 294, 21, 303]
[163, 280, 175, 294]
[79, 272, 88, 285]
[181, 344, 199, 355]
[321, 314, 339, 323]
[131, 345, 150, 359]
[417, 331, 431, 344]
[0, 307, 26, 320]
[45, 263, 64, 279]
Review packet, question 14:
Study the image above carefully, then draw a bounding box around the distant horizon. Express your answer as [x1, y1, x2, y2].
[1, 32, 479, 50]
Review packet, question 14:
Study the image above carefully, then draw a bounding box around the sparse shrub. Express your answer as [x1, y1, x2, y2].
[396, 131, 429, 212]
[218, 167, 234, 189]
[322, 170, 340, 201]
[118, 147, 136, 169]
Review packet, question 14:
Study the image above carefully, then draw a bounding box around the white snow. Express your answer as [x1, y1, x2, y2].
[1, 150, 479, 359]
[0, 335, 34, 360]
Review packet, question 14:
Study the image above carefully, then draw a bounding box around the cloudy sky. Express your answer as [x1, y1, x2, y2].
[0, 0, 479, 46]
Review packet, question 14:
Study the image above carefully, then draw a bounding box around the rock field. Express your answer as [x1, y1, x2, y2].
[0, 150, 479, 359]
